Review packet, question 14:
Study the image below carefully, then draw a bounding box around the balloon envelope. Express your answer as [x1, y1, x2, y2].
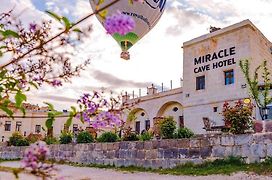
[90, 0, 167, 56]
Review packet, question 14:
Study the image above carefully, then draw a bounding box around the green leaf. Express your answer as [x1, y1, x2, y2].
[0, 69, 8, 79]
[44, 102, 55, 111]
[46, 118, 54, 129]
[29, 81, 39, 89]
[15, 91, 27, 108]
[65, 113, 73, 128]
[2, 30, 19, 38]
[72, 28, 82, 33]
[0, 106, 13, 117]
[53, 111, 63, 116]
[62, 17, 71, 30]
[70, 106, 77, 114]
[45, 10, 61, 21]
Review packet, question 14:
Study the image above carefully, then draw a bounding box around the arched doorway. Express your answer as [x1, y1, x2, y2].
[127, 108, 150, 134]
[157, 101, 184, 127]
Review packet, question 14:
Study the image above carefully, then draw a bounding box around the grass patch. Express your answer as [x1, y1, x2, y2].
[53, 156, 272, 176]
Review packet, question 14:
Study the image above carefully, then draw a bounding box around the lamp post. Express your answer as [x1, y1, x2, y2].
[262, 107, 269, 133]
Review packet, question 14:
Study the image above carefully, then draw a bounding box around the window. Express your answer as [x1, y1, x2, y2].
[73, 124, 78, 133]
[196, 75, 205, 90]
[173, 107, 179, 112]
[224, 70, 234, 85]
[213, 107, 218, 112]
[135, 121, 140, 134]
[35, 125, 41, 133]
[4, 121, 11, 131]
[145, 120, 150, 131]
[15, 121, 22, 132]
[179, 116, 184, 128]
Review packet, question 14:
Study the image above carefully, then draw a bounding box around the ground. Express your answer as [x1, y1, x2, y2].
[0, 161, 271, 180]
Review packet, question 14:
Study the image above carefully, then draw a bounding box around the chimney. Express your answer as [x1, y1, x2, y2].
[147, 84, 157, 95]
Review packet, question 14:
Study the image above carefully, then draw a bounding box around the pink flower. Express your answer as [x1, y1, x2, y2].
[104, 12, 135, 35]
[51, 79, 62, 87]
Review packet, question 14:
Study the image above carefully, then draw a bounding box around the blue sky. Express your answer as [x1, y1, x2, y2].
[1, 0, 272, 110]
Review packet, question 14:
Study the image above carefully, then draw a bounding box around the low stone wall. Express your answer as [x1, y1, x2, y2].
[1, 133, 272, 169]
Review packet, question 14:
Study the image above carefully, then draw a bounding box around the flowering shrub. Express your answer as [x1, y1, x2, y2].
[222, 100, 253, 134]
[139, 131, 153, 141]
[22, 141, 55, 178]
[26, 133, 43, 143]
[76, 92, 123, 130]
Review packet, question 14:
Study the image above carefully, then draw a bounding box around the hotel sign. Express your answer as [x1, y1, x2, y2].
[193, 46, 236, 73]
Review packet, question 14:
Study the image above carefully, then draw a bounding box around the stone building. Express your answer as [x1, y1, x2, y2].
[0, 103, 88, 142]
[124, 19, 272, 134]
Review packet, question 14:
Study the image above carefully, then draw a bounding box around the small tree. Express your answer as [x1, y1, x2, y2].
[160, 116, 176, 139]
[240, 59, 272, 120]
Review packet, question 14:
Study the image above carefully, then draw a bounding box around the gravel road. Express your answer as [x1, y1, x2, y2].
[0, 161, 271, 180]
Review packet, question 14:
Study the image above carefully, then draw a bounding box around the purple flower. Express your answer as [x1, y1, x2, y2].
[104, 12, 135, 35]
[29, 23, 37, 32]
[51, 79, 62, 87]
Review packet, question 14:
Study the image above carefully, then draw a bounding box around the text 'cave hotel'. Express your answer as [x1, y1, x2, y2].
[123, 19, 272, 134]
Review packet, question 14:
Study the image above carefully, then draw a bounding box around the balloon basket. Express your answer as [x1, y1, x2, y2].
[120, 51, 130, 60]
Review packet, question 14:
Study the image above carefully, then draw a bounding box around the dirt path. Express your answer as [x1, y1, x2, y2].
[0, 161, 271, 180]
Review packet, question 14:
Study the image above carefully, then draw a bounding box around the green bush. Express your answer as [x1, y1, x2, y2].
[97, 132, 118, 143]
[122, 133, 139, 141]
[77, 131, 94, 144]
[44, 136, 58, 145]
[175, 127, 194, 139]
[59, 132, 73, 144]
[9, 132, 29, 146]
[160, 116, 176, 139]
[16, 138, 30, 146]
[139, 131, 153, 141]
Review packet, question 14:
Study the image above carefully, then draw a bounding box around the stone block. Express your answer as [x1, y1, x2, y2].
[188, 148, 200, 158]
[113, 142, 120, 150]
[224, 146, 233, 156]
[151, 140, 159, 149]
[163, 149, 174, 159]
[158, 148, 164, 158]
[250, 143, 266, 158]
[120, 142, 129, 149]
[241, 144, 250, 157]
[127, 149, 137, 159]
[107, 143, 114, 151]
[200, 147, 212, 158]
[128, 142, 136, 149]
[135, 142, 144, 149]
[116, 159, 125, 167]
[221, 136, 234, 146]
[159, 140, 169, 148]
[190, 139, 201, 148]
[102, 143, 107, 150]
[145, 149, 158, 159]
[232, 146, 242, 157]
[267, 144, 272, 156]
[95, 143, 102, 150]
[176, 139, 190, 148]
[234, 134, 253, 145]
[136, 150, 145, 159]
[143, 160, 152, 168]
[264, 134, 272, 144]
[178, 148, 189, 158]
[151, 160, 162, 169]
[144, 141, 153, 150]
[212, 146, 225, 157]
[200, 138, 211, 147]
[253, 134, 265, 144]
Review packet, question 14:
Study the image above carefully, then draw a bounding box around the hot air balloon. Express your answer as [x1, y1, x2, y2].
[90, 0, 167, 60]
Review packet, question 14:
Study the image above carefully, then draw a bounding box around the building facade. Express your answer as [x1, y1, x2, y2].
[0, 104, 88, 142]
[124, 20, 272, 134]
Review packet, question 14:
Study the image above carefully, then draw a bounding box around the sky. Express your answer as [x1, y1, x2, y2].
[1, 0, 272, 110]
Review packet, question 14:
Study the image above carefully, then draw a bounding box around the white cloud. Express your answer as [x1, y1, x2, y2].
[2, 0, 272, 110]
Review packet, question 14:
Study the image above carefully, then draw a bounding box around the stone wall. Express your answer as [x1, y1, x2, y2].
[1, 133, 272, 169]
